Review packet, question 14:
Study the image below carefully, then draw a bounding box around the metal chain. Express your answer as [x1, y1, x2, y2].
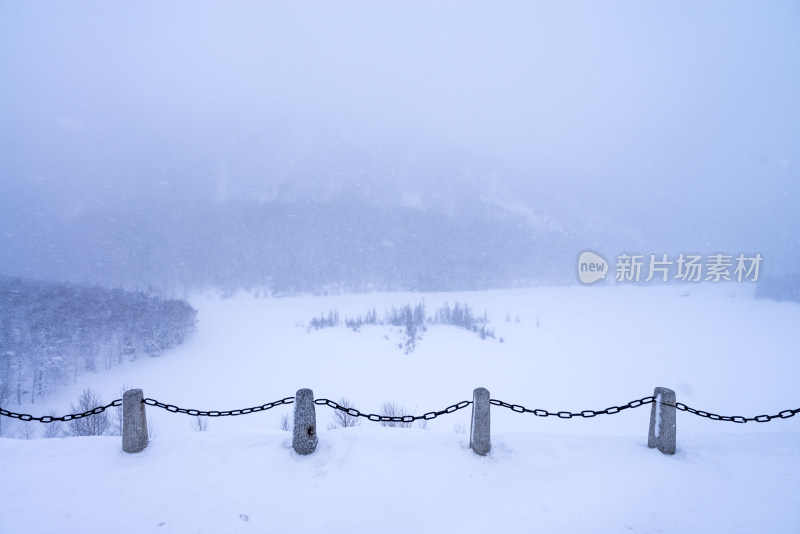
[142, 397, 295, 417]
[489, 396, 656, 418]
[314, 398, 472, 422]
[4, 395, 798, 425]
[0, 399, 122, 423]
[491, 396, 800, 424]
[667, 402, 800, 423]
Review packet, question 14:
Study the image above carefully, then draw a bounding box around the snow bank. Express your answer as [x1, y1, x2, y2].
[1, 427, 798, 533]
[2, 285, 799, 532]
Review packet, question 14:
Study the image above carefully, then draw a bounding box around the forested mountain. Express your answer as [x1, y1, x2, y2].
[0, 278, 197, 405]
[0, 196, 581, 295]
[0, 120, 630, 295]
[2, 0, 799, 297]
[2, 119, 795, 295]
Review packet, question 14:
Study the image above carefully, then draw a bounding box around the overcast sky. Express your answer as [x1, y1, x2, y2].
[1, 0, 799, 273]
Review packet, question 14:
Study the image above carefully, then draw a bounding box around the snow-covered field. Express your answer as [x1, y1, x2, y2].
[2, 285, 799, 533]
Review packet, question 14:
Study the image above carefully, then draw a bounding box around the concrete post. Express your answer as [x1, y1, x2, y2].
[292, 388, 318, 455]
[122, 389, 148, 453]
[470, 387, 491, 456]
[648, 387, 676, 455]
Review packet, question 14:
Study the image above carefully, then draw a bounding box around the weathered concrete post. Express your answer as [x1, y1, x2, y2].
[292, 388, 318, 455]
[122, 388, 148, 453]
[648, 387, 676, 455]
[470, 387, 491, 456]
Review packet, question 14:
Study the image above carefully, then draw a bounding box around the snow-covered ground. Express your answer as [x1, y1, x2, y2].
[2, 428, 798, 533]
[2, 285, 799, 533]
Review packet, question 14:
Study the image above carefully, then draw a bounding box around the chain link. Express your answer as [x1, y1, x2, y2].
[670, 402, 800, 423]
[0, 399, 122, 423]
[314, 398, 472, 422]
[4, 395, 798, 425]
[489, 396, 656, 418]
[142, 397, 295, 417]
[490, 396, 800, 424]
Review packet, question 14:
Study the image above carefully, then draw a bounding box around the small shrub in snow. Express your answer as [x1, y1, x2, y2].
[307, 309, 340, 331]
[42, 411, 64, 439]
[191, 416, 209, 432]
[147, 420, 159, 440]
[67, 388, 111, 437]
[379, 401, 413, 428]
[330, 397, 361, 429]
[18, 420, 35, 440]
[279, 413, 291, 432]
[305, 301, 500, 353]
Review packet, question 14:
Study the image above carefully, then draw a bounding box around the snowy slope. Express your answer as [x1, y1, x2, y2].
[1, 428, 798, 533]
[12, 284, 799, 439]
[2, 285, 799, 532]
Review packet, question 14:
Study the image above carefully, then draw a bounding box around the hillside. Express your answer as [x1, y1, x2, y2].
[2, 427, 798, 534]
[1, 286, 799, 532]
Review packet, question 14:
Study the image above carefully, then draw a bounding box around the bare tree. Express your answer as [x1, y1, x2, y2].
[42, 410, 64, 438]
[330, 397, 361, 429]
[190, 416, 209, 432]
[379, 401, 413, 428]
[18, 420, 36, 440]
[279, 412, 291, 432]
[67, 388, 110, 436]
[109, 384, 129, 437]
[147, 419, 158, 440]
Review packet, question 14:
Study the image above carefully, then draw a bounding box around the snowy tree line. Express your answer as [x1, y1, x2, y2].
[431, 302, 496, 340]
[6, 387, 161, 440]
[755, 274, 800, 304]
[308, 301, 497, 353]
[0, 198, 563, 295]
[0, 278, 197, 407]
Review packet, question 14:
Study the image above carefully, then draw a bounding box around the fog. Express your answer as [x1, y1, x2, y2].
[1, 1, 798, 292]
